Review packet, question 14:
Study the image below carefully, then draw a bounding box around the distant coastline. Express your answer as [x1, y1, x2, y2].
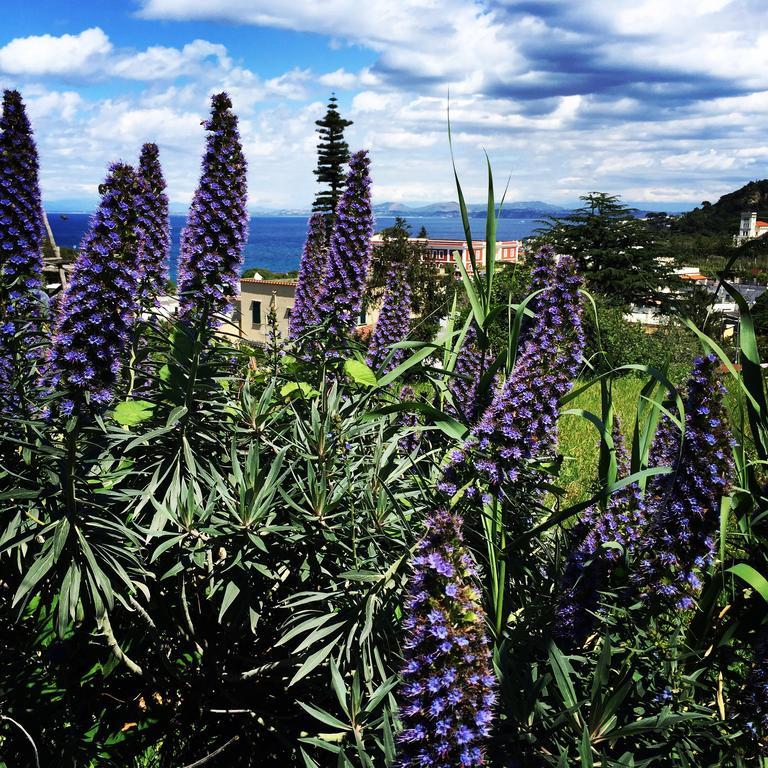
[46, 214, 542, 281]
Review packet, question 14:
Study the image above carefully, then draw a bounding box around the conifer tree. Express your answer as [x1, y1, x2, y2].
[312, 94, 352, 230]
[534, 192, 675, 307]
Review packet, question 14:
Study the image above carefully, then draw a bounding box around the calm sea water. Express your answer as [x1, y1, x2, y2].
[47, 214, 540, 280]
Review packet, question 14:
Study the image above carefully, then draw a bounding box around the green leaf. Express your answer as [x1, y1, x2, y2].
[290, 637, 340, 686]
[579, 724, 594, 767]
[281, 381, 320, 398]
[727, 563, 768, 603]
[218, 581, 241, 622]
[113, 399, 155, 427]
[548, 642, 581, 726]
[343, 359, 377, 388]
[297, 701, 351, 731]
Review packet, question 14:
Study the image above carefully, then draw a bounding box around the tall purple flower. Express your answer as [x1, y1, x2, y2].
[0, 89, 47, 406]
[289, 212, 327, 341]
[439, 248, 585, 510]
[447, 325, 495, 426]
[555, 421, 646, 647]
[48, 163, 140, 416]
[135, 143, 170, 305]
[635, 355, 734, 610]
[177, 93, 248, 325]
[366, 260, 411, 372]
[398, 506, 497, 768]
[316, 150, 373, 343]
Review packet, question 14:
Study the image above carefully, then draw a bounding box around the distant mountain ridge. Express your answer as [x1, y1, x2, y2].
[371, 200, 567, 219]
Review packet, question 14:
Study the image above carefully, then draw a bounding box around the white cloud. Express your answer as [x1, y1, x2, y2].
[0, 28, 112, 77]
[111, 39, 231, 80]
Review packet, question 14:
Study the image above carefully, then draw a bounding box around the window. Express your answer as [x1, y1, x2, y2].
[359, 308, 367, 325]
[251, 300, 262, 325]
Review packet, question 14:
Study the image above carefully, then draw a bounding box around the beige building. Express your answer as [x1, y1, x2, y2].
[237, 278, 381, 346]
[371, 235, 523, 274]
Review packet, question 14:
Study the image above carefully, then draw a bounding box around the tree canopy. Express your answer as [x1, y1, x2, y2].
[533, 192, 675, 307]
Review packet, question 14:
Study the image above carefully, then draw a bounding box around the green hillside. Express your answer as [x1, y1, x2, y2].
[672, 178, 768, 234]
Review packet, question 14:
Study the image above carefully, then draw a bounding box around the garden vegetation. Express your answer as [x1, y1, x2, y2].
[0, 88, 766, 768]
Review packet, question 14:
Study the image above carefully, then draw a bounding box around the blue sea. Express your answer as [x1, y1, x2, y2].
[47, 213, 540, 280]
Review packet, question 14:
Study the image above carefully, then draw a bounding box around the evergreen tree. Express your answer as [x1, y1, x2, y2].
[312, 94, 352, 229]
[533, 192, 675, 307]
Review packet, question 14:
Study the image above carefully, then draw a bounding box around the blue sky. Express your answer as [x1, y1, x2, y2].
[1, 0, 767, 210]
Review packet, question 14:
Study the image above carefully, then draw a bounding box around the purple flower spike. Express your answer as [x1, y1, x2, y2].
[0, 89, 47, 406]
[397, 506, 497, 768]
[555, 419, 646, 647]
[135, 143, 170, 306]
[635, 355, 735, 610]
[439, 247, 585, 507]
[447, 325, 495, 426]
[366, 260, 411, 373]
[48, 162, 141, 416]
[316, 150, 373, 344]
[289, 212, 327, 341]
[177, 93, 248, 326]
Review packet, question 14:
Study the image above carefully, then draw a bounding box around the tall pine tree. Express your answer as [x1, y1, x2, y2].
[312, 94, 352, 231]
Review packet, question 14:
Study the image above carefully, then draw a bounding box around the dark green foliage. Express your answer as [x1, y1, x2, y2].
[533, 192, 677, 307]
[672, 178, 768, 235]
[312, 95, 353, 231]
[584, 294, 700, 380]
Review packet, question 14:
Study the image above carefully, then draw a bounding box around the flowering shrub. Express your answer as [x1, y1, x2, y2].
[316, 150, 373, 344]
[0, 87, 764, 768]
[366, 260, 412, 373]
[178, 92, 248, 324]
[289, 211, 327, 341]
[47, 162, 140, 415]
[636, 354, 735, 610]
[0, 89, 46, 410]
[398, 507, 496, 768]
[135, 142, 170, 305]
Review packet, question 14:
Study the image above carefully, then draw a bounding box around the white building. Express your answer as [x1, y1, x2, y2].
[735, 211, 768, 244]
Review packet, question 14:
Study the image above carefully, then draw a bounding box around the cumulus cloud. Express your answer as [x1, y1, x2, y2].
[0, 28, 112, 77]
[5, 1, 768, 206]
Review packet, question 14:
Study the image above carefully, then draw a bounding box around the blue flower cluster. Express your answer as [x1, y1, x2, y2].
[447, 325, 494, 426]
[48, 163, 140, 416]
[135, 143, 170, 306]
[178, 93, 248, 326]
[316, 151, 373, 344]
[398, 506, 497, 768]
[0, 89, 46, 406]
[555, 420, 646, 646]
[288, 212, 327, 341]
[439, 247, 585, 508]
[635, 355, 734, 609]
[366, 260, 412, 373]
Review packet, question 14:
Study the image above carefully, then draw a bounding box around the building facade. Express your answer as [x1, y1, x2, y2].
[370, 235, 523, 273]
[237, 278, 381, 346]
[735, 211, 768, 244]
